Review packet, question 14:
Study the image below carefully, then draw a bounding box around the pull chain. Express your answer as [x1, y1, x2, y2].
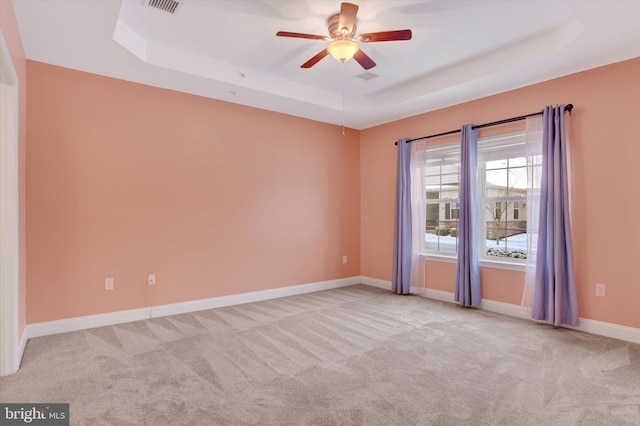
[341, 60, 346, 136]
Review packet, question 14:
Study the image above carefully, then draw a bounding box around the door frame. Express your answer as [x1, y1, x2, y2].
[0, 28, 21, 376]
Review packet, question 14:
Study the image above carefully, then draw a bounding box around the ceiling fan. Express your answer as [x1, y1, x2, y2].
[276, 2, 412, 70]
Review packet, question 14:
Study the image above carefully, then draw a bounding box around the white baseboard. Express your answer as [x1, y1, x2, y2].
[27, 306, 151, 339]
[423, 288, 453, 303]
[359, 276, 640, 345]
[26, 276, 361, 339]
[150, 276, 361, 318]
[25, 276, 640, 346]
[17, 330, 27, 367]
[565, 318, 640, 345]
[479, 298, 532, 321]
[359, 276, 391, 290]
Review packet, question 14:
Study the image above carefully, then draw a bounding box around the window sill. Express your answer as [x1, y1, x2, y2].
[420, 253, 526, 272]
[421, 253, 457, 264]
[479, 259, 525, 272]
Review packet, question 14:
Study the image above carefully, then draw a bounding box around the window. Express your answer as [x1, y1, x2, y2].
[480, 148, 529, 261]
[493, 202, 502, 220]
[423, 143, 460, 254]
[421, 132, 539, 264]
[445, 202, 459, 220]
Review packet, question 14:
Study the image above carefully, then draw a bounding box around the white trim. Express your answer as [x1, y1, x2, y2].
[478, 297, 531, 320]
[0, 28, 21, 376]
[26, 277, 361, 339]
[421, 254, 456, 264]
[565, 318, 640, 346]
[422, 254, 525, 272]
[25, 276, 640, 347]
[17, 331, 27, 365]
[479, 259, 525, 272]
[27, 307, 152, 339]
[423, 288, 455, 303]
[150, 276, 360, 318]
[359, 277, 640, 345]
[359, 276, 390, 290]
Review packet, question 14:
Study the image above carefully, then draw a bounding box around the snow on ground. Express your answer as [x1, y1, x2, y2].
[425, 233, 527, 253]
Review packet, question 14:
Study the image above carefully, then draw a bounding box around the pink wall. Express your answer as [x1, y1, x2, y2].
[0, 0, 28, 338]
[23, 51, 640, 330]
[361, 57, 640, 328]
[26, 61, 360, 323]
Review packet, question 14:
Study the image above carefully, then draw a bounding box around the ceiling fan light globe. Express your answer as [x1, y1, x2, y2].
[327, 40, 359, 62]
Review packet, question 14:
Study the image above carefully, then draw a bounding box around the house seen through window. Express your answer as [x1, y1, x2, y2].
[422, 131, 537, 262]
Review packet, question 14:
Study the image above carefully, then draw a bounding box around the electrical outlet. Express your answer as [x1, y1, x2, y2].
[105, 277, 114, 291]
[148, 274, 156, 286]
[342, 255, 348, 264]
[595, 283, 606, 297]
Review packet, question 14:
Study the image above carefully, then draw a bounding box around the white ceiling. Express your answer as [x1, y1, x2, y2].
[12, 0, 640, 130]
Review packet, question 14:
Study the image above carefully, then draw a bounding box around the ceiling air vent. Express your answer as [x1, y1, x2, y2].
[145, 0, 183, 15]
[357, 71, 378, 81]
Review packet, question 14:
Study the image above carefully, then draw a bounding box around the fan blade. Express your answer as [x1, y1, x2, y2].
[301, 49, 330, 68]
[276, 31, 328, 40]
[353, 50, 376, 70]
[359, 29, 412, 42]
[338, 2, 359, 34]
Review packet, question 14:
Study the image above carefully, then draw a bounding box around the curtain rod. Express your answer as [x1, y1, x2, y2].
[395, 104, 573, 145]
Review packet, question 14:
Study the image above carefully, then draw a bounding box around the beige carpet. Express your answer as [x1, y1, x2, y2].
[1, 285, 639, 425]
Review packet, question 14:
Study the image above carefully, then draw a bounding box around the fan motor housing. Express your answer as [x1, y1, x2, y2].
[327, 14, 357, 39]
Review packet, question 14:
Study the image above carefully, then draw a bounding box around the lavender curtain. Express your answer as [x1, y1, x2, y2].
[392, 138, 412, 294]
[531, 105, 579, 326]
[455, 125, 481, 307]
